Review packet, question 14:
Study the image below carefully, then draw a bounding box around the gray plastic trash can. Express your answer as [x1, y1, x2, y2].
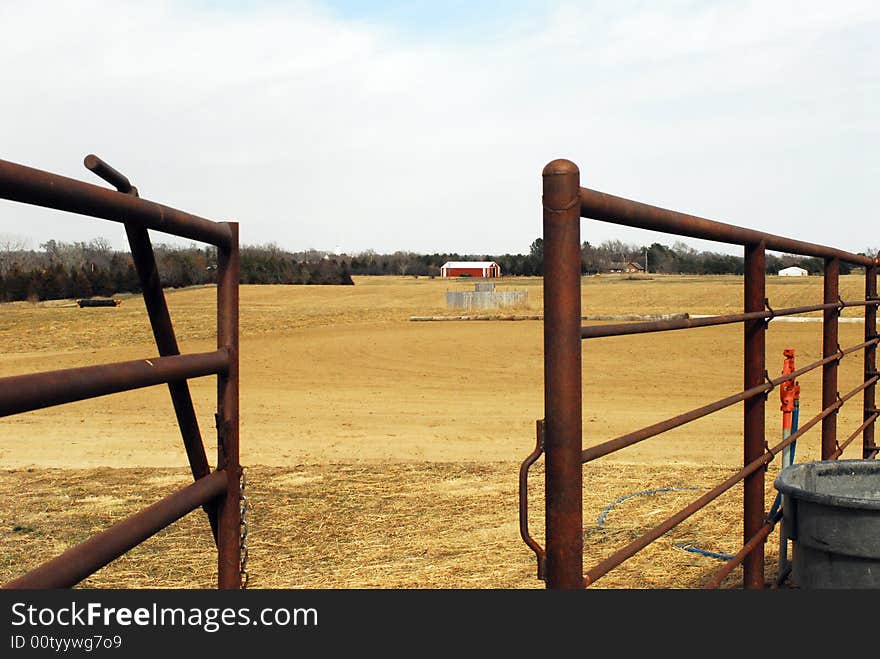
[775, 459, 880, 588]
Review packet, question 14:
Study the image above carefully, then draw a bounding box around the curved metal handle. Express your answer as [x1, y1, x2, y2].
[519, 419, 546, 581]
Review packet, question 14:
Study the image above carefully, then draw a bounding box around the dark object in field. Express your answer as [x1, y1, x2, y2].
[76, 298, 121, 308]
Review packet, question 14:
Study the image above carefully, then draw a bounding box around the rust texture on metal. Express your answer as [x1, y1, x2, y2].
[840, 375, 880, 404]
[536, 158, 879, 589]
[581, 379, 771, 463]
[84, 154, 137, 195]
[0, 350, 229, 418]
[583, 397, 841, 587]
[579, 187, 873, 266]
[0, 158, 231, 247]
[85, 154, 217, 539]
[542, 159, 584, 589]
[822, 257, 840, 460]
[581, 300, 877, 340]
[216, 222, 242, 589]
[1, 155, 240, 589]
[519, 420, 546, 580]
[704, 376, 878, 584]
[4, 471, 227, 589]
[703, 510, 782, 589]
[579, 339, 873, 465]
[865, 262, 878, 458]
[742, 241, 766, 588]
[829, 413, 880, 460]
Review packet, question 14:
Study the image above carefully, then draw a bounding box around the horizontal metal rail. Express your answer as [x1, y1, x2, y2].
[582, 381, 769, 464]
[840, 375, 880, 404]
[579, 187, 876, 266]
[3, 471, 227, 589]
[705, 379, 880, 587]
[829, 412, 880, 460]
[582, 301, 879, 340]
[702, 510, 782, 589]
[0, 158, 231, 247]
[583, 399, 840, 586]
[581, 339, 878, 464]
[582, 376, 877, 586]
[0, 350, 230, 417]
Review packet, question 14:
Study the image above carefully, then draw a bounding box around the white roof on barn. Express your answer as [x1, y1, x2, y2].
[778, 266, 808, 275]
[441, 261, 499, 268]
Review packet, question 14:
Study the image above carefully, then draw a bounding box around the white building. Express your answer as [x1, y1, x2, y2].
[778, 266, 808, 277]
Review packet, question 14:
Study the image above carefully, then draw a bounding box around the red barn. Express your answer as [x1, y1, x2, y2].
[440, 261, 501, 278]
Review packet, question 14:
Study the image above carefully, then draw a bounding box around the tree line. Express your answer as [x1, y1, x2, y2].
[0, 239, 354, 302]
[0, 237, 875, 303]
[585, 240, 863, 277]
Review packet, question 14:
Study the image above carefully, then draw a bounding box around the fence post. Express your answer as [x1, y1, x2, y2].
[865, 260, 878, 458]
[542, 159, 584, 589]
[822, 257, 840, 460]
[217, 222, 241, 589]
[743, 240, 766, 589]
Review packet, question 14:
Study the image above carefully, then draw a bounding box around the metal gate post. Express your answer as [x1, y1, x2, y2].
[542, 160, 584, 589]
[822, 257, 840, 460]
[865, 260, 878, 458]
[743, 241, 766, 589]
[217, 222, 241, 589]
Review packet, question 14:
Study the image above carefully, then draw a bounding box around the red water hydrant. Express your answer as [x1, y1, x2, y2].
[779, 348, 800, 433]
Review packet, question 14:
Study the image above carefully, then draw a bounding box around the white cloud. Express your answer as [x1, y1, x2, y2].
[0, 1, 877, 256]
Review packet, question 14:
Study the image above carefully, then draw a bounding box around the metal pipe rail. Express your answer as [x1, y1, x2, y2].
[0, 158, 231, 248]
[829, 413, 880, 461]
[703, 510, 782, 589]
[4, 471, 228, 589]
[579, 187, 875, 266]
[704, 380, 880, 589]
[0, 350, 229, 417]
[85, 154, 215, 531]
[535, 158, 879, 590]
[519, 420, 546, 580]
[582, 375, 878, 587]
[583, 398, 840, 585]
[0, 155, 241, 590]
[581, 338, 878, 464]
[582, 300, 879, 340]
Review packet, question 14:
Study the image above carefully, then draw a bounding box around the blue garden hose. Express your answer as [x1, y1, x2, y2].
[595, 487, 700, 527]
[596, 486, 734, 561]
[673, 544, 734, 560]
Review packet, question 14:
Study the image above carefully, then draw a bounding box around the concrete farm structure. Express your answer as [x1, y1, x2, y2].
[446, 282, 527, 310]
[440, 261, 501, 278]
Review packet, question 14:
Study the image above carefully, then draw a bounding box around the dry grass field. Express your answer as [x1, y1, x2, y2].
[0, 273, 873, 588]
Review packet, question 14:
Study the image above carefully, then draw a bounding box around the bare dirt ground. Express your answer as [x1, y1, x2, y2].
[0, 274, 873, 588]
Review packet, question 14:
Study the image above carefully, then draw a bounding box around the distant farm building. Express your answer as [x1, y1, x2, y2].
[440, 261, 501, 278]
[607, 261, 645, 274]
[446, 282, 527, 310]
[778, 266, 808, 277]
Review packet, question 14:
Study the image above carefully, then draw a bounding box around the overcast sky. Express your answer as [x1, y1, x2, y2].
[1, 1, 877, 257]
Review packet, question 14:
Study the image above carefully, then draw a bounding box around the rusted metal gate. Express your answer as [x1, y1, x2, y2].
[521, 158, 878, 589]
[0, 155, 242, 589]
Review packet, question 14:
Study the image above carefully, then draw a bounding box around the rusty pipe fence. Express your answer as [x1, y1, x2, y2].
[520, 159, 879, 589]
[0, 155, 241, 589]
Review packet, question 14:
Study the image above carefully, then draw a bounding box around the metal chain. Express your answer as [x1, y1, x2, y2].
[239, 467, 249, 589]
